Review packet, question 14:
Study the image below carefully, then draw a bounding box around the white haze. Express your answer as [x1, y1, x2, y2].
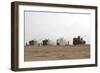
[24, 11, 91, 45]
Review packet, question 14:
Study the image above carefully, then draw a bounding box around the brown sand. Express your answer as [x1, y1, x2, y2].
[24, 45, 90, 61]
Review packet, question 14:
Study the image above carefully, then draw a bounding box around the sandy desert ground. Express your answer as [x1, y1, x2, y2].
[24, 45, 90, 61]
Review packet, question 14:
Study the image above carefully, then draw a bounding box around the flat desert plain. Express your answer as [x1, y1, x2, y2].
[24, 45, 90, 61]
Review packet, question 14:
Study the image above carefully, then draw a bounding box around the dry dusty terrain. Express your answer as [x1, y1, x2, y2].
[24, 45, 90, 61]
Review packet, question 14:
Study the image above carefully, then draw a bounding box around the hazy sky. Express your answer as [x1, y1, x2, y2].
[24, 10, 91, 44]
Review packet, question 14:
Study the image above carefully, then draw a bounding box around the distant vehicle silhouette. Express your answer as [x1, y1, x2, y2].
[73, 36, 86, 45]
[56, 38, 68, 46]
[42, 39, 49, 46]
[29, 40, 36, 45]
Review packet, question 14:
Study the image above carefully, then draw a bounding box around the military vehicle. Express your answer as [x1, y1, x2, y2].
[29, 40, 37, 45]
[73, 35, 86, 45]
[42, 39, 49, 46]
